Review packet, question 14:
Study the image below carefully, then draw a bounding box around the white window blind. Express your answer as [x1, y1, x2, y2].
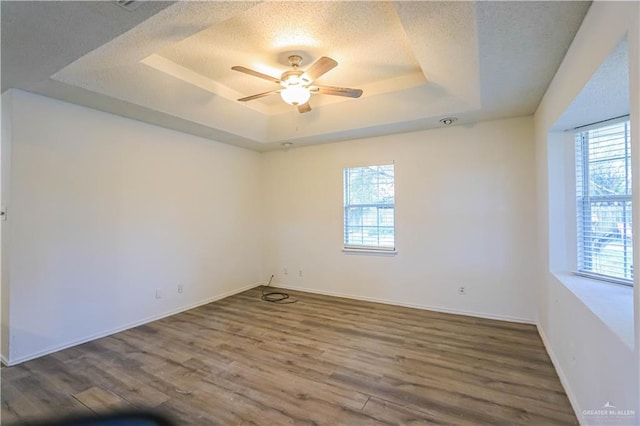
[575, 118, 633, 284]
[343, 164, 395, 250]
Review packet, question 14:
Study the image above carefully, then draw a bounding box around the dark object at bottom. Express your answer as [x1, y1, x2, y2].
[13, 411, 175, 426]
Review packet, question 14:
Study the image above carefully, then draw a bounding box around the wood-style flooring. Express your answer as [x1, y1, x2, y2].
[1, 287, 577, 425]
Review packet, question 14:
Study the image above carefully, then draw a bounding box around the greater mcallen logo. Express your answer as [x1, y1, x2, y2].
[582, 402, 636, 420]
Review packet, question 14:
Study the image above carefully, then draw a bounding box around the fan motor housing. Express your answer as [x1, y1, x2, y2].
[280, 70, 309, 87]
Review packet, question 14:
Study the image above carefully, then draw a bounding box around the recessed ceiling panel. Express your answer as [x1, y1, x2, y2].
[394, 1, 481, 108]
[155, 1, 423, 107]
[4, 1, 592, 151]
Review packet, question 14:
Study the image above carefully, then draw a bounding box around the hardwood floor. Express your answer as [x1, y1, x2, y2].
[1, 287, 577, 425]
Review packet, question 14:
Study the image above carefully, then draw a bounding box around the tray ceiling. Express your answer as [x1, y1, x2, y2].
[2, 1, 591, 151]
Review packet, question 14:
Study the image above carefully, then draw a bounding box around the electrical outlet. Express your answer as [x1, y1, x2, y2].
[283, 267, 289, 275]
[156, 289, 162, 299]
[178, 284, 183, 294]
[458, 286, 466, 295]
[298, 269, 303, 277]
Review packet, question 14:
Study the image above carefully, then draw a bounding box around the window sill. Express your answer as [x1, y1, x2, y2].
[342, 247, 397, 256]
[552, 271, 634, 349]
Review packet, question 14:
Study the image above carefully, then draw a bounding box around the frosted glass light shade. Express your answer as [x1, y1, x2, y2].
[280, 86, 311, 106]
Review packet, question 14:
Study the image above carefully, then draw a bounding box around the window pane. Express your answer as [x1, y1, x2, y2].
[578, 200, 633, 280]
[588, 158, 629, 196]
[575, 120, 633, 283]
[344, 164, 395, 249]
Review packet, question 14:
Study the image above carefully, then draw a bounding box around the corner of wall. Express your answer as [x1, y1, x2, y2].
[536, 323, 585, 425]
[1, 89, 14, 362]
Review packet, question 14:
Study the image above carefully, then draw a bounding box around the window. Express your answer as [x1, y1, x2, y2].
[575, 118, 632, 284]
[343, 163, 395, 251]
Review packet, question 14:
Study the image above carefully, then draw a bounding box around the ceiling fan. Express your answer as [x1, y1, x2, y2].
[231, 55, 363, 113]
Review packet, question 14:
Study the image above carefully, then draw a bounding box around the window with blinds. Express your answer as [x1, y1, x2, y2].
[575, 118, 632, 284]
[343, 163, 395, 251]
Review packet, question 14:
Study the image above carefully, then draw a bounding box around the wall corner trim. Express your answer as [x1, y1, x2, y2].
[536, 323, 584, 424]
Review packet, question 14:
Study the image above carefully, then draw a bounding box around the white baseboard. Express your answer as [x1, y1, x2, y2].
[4, 282, 261, 366]
[536, 324, 584, 425]
[5, 282, 536, 366]
[270, 283, 536, 325]
[1, 353, 9, 366]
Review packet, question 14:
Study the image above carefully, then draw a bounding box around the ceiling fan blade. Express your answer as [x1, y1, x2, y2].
[237, 89, 280, 102]
[313, 85, 363, 98]
[231, 66, 281, 84]
[297, 103, 312, 113]
[302, 57, 338, 82]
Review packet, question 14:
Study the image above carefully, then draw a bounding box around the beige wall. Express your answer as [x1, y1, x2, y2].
[2, 90, 263, 363]
[534, 1, 639, 422]
[1, 91, 12, 362]
[261, 116, 537, 322]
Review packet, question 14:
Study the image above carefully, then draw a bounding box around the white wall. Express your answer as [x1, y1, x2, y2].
[261, 116, 537, 323]
[1, 93, 539, 364]
[1, 91, 11, 362]
[3, 9, 637, 420]
[1, 90, 263, 364]
[534, 1, 639, 424]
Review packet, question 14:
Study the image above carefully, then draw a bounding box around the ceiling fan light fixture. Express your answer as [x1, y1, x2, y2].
[232, 55, 359, 113]
[280, 71, 308, 87]
[280, 86, 311, 106]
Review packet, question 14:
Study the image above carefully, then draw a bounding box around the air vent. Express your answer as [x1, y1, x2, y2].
[116, 0, 144, 12]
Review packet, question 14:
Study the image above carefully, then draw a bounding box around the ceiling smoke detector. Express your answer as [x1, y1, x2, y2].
[439, 117, 458, 126]
[116, 0, 145, 12]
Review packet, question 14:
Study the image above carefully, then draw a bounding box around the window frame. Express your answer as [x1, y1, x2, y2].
[574, 116, 633, 286]
[342, 162, 396, 254]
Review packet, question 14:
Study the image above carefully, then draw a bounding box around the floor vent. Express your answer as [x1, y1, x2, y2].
[116, 0, 144, 12]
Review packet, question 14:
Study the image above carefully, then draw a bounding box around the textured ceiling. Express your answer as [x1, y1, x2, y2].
[1, 1, 592, 151]
[554, 37, 630, 131]
[148, 1, 425, 112]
